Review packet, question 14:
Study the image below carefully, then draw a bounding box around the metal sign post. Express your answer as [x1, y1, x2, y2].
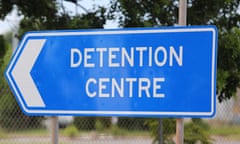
[179, 0, 187, 26]
[176, 0, 187, 144]
[159, 118, 163, 144]
[51, 116, 58, 144]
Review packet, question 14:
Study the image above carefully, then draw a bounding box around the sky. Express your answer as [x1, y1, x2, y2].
[0, 0, 117, 34]
[0, 6, 22, 34]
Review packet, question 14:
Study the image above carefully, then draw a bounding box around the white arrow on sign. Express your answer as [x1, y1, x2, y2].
[9, 39, 46, 107]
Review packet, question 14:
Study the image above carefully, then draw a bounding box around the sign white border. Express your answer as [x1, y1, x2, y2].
[5, 27, 217, 117]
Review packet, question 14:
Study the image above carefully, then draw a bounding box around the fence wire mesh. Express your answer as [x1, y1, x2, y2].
[0, 84, 240, 144]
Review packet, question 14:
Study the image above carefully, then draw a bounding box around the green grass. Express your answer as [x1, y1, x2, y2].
[3, 123, 240, 139]
[4, 127, 150, 138]
[0, 128, 7, 138]
[7, 128, 49, 137]
[209, 124, 240, 140]
[0, 142, 66, 144]
[104, 126, 150, 137]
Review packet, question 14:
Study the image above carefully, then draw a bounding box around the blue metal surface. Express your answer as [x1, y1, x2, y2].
[5, 26, 218, 117]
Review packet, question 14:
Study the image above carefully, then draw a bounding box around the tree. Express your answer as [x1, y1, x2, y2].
[0, 35, 6, 72]
[109, 0, 240, 102]
[145, 119, 176, 144]
[187, 0, 240, 101]
[17, 1, 106, 37]
[0, 0, 106, 130]
[108, 0, 240, 143]
[108, 0, 177, 27]
[217, 28, 240, 102]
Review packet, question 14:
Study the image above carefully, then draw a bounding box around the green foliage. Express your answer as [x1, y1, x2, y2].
[187, 0, 223, 25]
[108, 0, 177, 27]
[210, 123, 240, 138]
[0, 90, 44, 130]
[0, 0, 106, 131]
[0, 35, 6, 71]
[63, 125, 79, 138]
[0, 35, 8, 86]
[109, 0, 240, 102]
[145, 118, 176, 144]
[73, 117, 96, 130]
[95, 119, 105, 132]
[145, 118, 212, 144]
[0, 128, 6, 138]
[96, 117, 111, 130]
[18, 9, 106, 37]
[110, 125, 125, 136]
[73, 117, 111, 131]
[217, 28, 240, 102]
[117, 117, 148, 130]
[0, 36, 43, 130]
[0, 0, 57, 19]
[184, 119, 212, 144]
[17, 1, 106, 38]
[0, 1, 106, 37]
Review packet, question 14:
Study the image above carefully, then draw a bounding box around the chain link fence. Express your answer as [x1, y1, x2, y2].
[1, 83, 240, 144]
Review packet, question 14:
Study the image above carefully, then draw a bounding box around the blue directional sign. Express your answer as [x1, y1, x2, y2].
[5, 26, 218, 117]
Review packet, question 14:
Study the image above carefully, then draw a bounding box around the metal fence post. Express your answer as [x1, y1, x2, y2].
[159, 118, 163, 144]
[176, 0, 187, 144]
